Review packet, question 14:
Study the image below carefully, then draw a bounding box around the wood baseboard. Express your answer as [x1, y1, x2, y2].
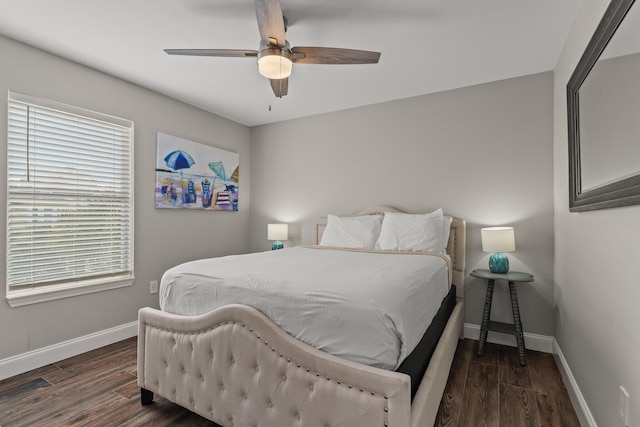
[0, 321, 138, 381]
[463, 323, 554, 353]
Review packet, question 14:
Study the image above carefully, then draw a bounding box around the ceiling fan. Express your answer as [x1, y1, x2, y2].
[164, 0, 381, 98]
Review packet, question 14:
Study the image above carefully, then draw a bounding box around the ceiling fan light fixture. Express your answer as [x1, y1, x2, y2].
[164, 0, 381, 97]
[258, 49, 293, 79]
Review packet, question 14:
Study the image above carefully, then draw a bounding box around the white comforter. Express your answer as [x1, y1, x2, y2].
[160, 246, 449, 370]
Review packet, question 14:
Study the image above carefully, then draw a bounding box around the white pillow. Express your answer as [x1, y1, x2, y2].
[320, 214, 383, 249]
[375, 209, 445, 253]
[442, 215, 453, 252]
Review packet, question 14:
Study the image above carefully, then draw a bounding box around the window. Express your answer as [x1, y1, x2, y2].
[6, 92, 134, 306]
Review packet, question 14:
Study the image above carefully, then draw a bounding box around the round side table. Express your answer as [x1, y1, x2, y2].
[470, 268, 534, 366]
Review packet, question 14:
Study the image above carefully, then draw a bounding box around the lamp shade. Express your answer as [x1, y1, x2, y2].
[481, 227, 515, 253]
[267, 223, 288, 241]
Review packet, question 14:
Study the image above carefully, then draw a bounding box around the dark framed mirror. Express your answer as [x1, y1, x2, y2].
[567, 0, 640, 211]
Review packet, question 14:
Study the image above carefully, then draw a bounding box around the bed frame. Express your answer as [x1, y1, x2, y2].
[137, 206, 466, 427]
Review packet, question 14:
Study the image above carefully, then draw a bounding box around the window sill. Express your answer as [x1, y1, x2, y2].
[6, 276, 135, 307]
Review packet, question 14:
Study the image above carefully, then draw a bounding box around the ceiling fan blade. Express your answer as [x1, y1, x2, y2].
[269, 77, 288, 98]
[164, 49, 258, 57]
[255, 0, 286, 47]
[291, 47, 381, 64]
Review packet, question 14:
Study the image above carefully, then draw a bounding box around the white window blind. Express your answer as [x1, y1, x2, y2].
[7, 92, 134, 296]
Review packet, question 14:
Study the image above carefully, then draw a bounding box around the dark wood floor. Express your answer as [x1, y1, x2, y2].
[435, 339, 581, 427]
[0, 337, 580, 427]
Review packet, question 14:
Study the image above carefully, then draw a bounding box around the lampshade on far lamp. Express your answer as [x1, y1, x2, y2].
[267, 224, 288, 250]
[481, 227, 516, 273]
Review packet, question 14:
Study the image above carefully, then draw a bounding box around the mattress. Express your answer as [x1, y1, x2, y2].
[160, 246, 450, 371]
[398, 284, 457, 398]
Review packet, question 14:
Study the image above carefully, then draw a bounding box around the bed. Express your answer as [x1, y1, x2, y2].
[137, 206, 466, 427]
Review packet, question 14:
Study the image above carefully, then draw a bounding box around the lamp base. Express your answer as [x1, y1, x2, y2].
[271, 240, 284, 250]
[489, 253, 509, 273]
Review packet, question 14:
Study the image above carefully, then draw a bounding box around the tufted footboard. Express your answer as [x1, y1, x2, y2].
[138, 301, 463, 427]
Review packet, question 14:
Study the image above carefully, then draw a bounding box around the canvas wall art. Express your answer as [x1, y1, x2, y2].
[155, 133, 239, 211]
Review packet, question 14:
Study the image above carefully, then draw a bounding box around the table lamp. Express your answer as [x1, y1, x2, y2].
[267, 223, 288, 250]
[481, 227, 515, 273]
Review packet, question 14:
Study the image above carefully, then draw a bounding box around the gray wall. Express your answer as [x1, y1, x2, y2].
[250, 72, 555, 335]
[554, 1, 640, 425]
[0, 35, 251, 360]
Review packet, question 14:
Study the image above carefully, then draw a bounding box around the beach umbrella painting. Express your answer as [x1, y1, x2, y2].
[165, 150, 195, 170]
[208, 161, 227, 183]
[164, 150, 195, 203]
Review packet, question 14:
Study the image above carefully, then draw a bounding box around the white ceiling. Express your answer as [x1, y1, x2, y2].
[0, 0, 581, 127]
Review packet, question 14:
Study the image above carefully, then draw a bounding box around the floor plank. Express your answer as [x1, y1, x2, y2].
[499, 345, 532, 388]
[436, 339, 581, 427]
[528, 352, 581, 427]
[0, 364, 60, 394]
[0, 377, 51, 402]
[500, 384, 541, 427]
[52, 337, 137, 370]
[43, 344, 137, 384]
[435, 338, 473, 427]
[1, 370, 133, 426]
[113, 376, 142, 400]
[0, 338, 581, 427]
[472, 340, 500, 366]
[456, 361, 500, 427]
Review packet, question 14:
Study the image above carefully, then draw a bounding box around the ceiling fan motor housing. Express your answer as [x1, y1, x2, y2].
[257, 40, 293, 79]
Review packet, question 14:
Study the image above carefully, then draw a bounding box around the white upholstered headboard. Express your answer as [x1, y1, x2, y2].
[312, 205, 466, 299]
